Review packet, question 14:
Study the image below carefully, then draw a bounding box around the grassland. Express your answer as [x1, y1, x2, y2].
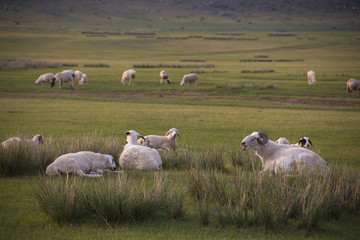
[0, 25, 360, 240]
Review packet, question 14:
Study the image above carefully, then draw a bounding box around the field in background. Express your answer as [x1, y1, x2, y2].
[1, 9, 360, 239]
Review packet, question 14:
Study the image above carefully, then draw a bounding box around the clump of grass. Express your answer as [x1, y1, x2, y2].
[203, 36, 258, 40]
[124, 31, 156, 35]
[83, 63, 110, 67]
[0, 58, 77, 70]
[156, 35, 190, 39]
[180, 59, 206, 62]
[133, 63, 215, 68]
[37, 172, 186, 224]
[241, 69, 275, 73]
[268, 32, 296, 36]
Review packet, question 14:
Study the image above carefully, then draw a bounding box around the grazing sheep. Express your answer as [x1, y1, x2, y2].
[241, 132, 329, 174]
[180, 73, 198, 86]
[121, 69, 136, 85]
[54, 69, 75, 88]
[46, 151, 119, 177]
[275, 136, 313, 148]
[307, 70, 316, 85]
[119, 130, 162, 170]
[34, 73, 56, 86]
[74, 70, 87, 85]
[160, 70, 171, 84]
[138, 128, 181, 150]
[1, 134, 43, 148]
[346, 79, 360, 94]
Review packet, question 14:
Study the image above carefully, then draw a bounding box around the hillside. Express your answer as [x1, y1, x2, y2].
[0, 0, 360, 32]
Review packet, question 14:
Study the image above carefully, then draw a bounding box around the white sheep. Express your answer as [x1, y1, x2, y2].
[1, 134, 43, 148]
[46, 151, 120, 177]
[54, 69, 75, 88]
[180, 73, 198, 86]
[307, 70, 316, 85]
[119, 130, 162, 170]
[241, 132, 329, 174]
[160, 70, 171, 84]
[121, 69, 136, 85]
[34, 73, 56, 86]
[138, 128, 181, 150]
[74, 70, 87, 85]
[276, 136, 313, 148]
[346, 79, 360, 94]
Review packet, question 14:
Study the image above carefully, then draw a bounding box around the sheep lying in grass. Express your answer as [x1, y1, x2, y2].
[138, 128, 181, 150]
[242, 132, 328, 174]
[34, 73, 56, 86]
[276, 136, 313, 148]
[121, 69, 136, 85]
[180, 73, 198, 86]
[46, 151, 120, 177]
[307, 70, 316, 85]
[74, 70, 87, 85]
[1, 134, 43, 148]
[160, 70, 171, 84]
[346, 79, 360, 94]
[119, 130, 162, 170]
[54, 69, 75, 88]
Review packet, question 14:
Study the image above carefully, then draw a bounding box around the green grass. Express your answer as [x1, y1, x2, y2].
[0, 27, 360, 239]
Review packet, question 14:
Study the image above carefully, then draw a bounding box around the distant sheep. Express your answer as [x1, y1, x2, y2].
[346, 79, 360, 94]
[54, 69, 75, 88]
[119, 130, 162, 170]
[180, 73, 198, 86]
[276, 136, 313, 148]
[74, 70, 87, 85]
[138, 128, 181, 150]
[121, 69, 136, 85]
[1, 134, 43, 148]
[307, 70, 316, 85]
[160, 70, 171, 84]
[46, 151, 119, 177]
[242, 132, 328, 174]
[34, 73, 56, 86]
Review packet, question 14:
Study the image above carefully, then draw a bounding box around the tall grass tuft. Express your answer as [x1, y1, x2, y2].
[37, 172, 186, 224]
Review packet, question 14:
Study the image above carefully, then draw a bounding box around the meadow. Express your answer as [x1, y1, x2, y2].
[0, 28, 360, 239]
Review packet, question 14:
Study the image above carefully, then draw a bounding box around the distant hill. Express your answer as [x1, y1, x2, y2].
[0, 0, 359, 31]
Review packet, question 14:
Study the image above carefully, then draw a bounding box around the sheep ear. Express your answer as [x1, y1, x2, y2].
[257, 132, 269, 145]
[309, 139, 313, 145]
[125, 131, 130, 135]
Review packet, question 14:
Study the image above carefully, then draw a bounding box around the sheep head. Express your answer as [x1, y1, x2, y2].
[241, 131, 269, 150]
[33, 134, 43, 145]
[166, 128, 181, 138]
[106, 155, 117, 170]
[125, 130, 145, 145]
[298, 137, 312, 148]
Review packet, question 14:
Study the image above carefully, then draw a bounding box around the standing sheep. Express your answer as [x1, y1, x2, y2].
[1, 134, 43, 148]
[307, 70, 316, 85]
[119, 130, 162, 170]
[34, 73, 56, 86]
[54, 69, 75, 88]
[138, 128, 181, 150]
[121, 69, 136, 85]
[74, 70, 87, 85]
[346, 79, 360, 94]
[46, 151, 119, 177]
[160, 70, 171, 84]
[180, 73, 198, 86]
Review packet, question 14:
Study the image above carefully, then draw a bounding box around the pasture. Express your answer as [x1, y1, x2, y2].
[1, 29, 360, 239]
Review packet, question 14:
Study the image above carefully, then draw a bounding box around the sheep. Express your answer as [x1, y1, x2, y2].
[180, 73, 198, 86]
[74, 70, 87, 85]
[119, 130, 162, 170]
[46, 151, 120, 177]
[34, 73, 56, 86]
[137, 128, 181, 150]
[160, 70, 171, 84]
[121, 69, 136, 85]
[346, 79, 360, 94]
[307, 70, 316, 85]
[241, 132, 329, 174]
[1, 134, 43, 148]
[275, 136, 313, 148]
[54, 69, 75, 88]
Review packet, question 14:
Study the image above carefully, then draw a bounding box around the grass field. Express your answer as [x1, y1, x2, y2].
[1, 24, 360, 239]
